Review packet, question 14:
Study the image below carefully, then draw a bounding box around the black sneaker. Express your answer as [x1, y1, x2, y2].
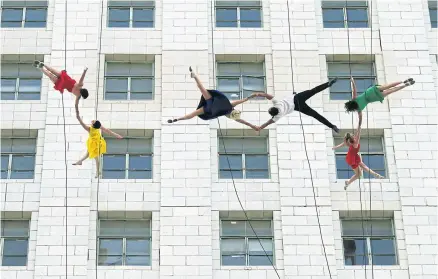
[33, 60, 44, 68]
[404, 78, 415, 86]
[328, 77, 338, 87]
[332, 125, 340, 134]
[167, 119, 177, 123]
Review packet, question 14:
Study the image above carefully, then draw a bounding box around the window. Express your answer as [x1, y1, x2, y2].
[341, 219, 397, 265]
[1, 63, 42, 100]
[104, 62, 154, 100]
[102, 138, 153, 179]
[1, 220, 29, 266]
[108, 1, 154, 28]
[215, 1, 262, 28]
[327, 61, 376, 100]
[334, 136, 386, 179]
[1, 138, 36, 179]
[218, 137, 269, 179]
[98, 220, 151, 266]
[322, 1, 368, 28]
[1, 1, 47, 28]
[430, 1, 437, 28]
[216, 62, 265, 100]
[220, 219, 274, 266]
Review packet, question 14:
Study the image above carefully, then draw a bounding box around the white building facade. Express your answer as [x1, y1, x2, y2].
[0, 0, 437, 279]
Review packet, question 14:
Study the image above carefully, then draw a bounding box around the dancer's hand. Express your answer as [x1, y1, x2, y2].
[84, 67, 88, 71]
[116, 135, 123, 139]
[249, 93, 258, 98]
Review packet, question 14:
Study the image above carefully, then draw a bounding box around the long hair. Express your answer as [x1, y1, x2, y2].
[92, 120, 101, 129]
[344, 132, 354, 143]
[344, 100, 359, 113]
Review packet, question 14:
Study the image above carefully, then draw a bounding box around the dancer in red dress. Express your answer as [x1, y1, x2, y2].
[33, 60, 89, 99]
[333, 112, 384, 190]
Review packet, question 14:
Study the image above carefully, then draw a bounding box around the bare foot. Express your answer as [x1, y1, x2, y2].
[72, 161, 82, 166]
[375, 174, 384, 179]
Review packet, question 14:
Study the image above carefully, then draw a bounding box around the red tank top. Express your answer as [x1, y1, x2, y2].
[346, 143, 360, 165]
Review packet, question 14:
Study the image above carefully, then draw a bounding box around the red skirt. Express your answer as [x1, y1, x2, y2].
[346, 154, 361, 170]
[54, 70, 76, 93]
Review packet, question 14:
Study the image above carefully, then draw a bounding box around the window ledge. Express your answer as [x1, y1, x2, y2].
[1, 28, 47, 30]
[218, 179, 273, 182]
[322, 28, 371, 31]
[101, 100, 156, 103]
[214, 27, 266, 31]
[97, 266, 152, 270]
[95, 179, 154, 183]
[342, 265, 401, 270]
[0, 266, 29, 271]
[334, 178, 390, 184]
[0, 100, 43, 104]
[220, 266, 277, 270]
[0, 179, 35, 183]
[104, 28, 158, 31]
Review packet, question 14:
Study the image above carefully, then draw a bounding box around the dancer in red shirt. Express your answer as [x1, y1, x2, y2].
[333, 112, 384, 190]
[33, 60, 89, 99]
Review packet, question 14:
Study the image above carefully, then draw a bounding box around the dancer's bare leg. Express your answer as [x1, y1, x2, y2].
[43, 64, 62, 77]
[72, 152, 89, 165]
[190, 69, 212, 100]
[382, 85, 408, 97]
[377, 81, 403, 91]
[344, 167, 362, 189]
[41, 68, 58, 84]
[95, 157, 101, 178]
[359, 162, 384, 178]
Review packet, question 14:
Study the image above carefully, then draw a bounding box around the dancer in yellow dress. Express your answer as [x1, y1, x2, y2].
[72, 96, 123, 178]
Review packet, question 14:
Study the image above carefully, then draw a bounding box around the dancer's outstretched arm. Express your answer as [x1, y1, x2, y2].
[351, 76, 357, 99]
[78, 67, 88, 87]
[234, 119, 259, 131]
[168, 108, 204, 123]
[101, 126, 123, 139]
[332, 141, 346, 150]
[76, 113, 90, 132]
[258, 119, 275, 131]
[230, 93, 257, 107]
[254, 92, 274, 100]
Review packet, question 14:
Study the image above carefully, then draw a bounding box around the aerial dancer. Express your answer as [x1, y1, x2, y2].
[72, 97, 123, 178]
[332, 111, 384, 190]
[33, 60, 89, 99]
[167, 67, 259, 131]
[256, 79, 340, 132]
[344, 76, 415, 113]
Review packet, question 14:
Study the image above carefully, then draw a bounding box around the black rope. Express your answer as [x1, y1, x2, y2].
[94, 1, 105, 277]
[209, 2, 281, 278]
[285, 1, 332, 278]
[345, 0, 368, 275]
[62, 0, 69, 277]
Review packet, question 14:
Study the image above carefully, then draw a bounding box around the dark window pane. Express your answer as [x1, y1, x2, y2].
[125, 221, 151, 237]
[323, 9, 344, 28]
[220, 170, 243, 179]
[1, 79, 17, 93]
[2, 220, 29, 236]
[217, 78, 240, 97]
[242, 76, 264, 97]
[108, 8, 130, 27]
[126, 239, 150, 255]
[248, 238, 273, 265]
[1, 9, 23, 27]
[324, 21, 346, 28]
[2, 256, 27, 266]
[126, 255, 150, 265]
[371, 238, 395, 255]
[246, 170, 268, 179]
[222, 255, 246, 265]
[10, 155, 35, 179]
[431, 8, 437, 28]
[245, 155, 268, 170]
[219, 154, 242, 170]
[98, 255, 123, 266]
[102, 155, 126, 179]
[18, 79, 41, 100]
[3, 239, 28, 256]
[222, 220, 246, 236]
[99, 220, 124, 236]
[348, 21, 368, 28]
[216, 8, 237, 27]
[346, 8, 368, 22]
[128, 155, 152, 179]
[249, 255, 273, 265]
[24, 8, 47, 27]
[343, 238, 369, 265]
[106, 78, 128, 92]
[131, 78, 153, 100]
[372, 255, 396, 265]
[246, 221, 272, 236]
[133, 8, 154, 28]
[99, 239, 123, 255]
[240, 8, 261, 28]
[221, 238, 246, 255]
[1, 155, 9, 174]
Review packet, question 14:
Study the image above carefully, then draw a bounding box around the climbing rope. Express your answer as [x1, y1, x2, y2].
[209, 2, 281, 278]
[62, 0, 69, 278]
[285, 1, 333, 278]
[94, 0, 105, 277]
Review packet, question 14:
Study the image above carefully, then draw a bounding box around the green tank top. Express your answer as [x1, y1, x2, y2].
[353, 86, 384, 112]
[354, 93, 368, 112]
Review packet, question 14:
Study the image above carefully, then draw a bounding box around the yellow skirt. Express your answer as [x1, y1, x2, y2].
[86, 137, 107, 159]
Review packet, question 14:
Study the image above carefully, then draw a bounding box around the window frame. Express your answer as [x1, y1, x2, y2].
[0, 220, 30, 266]
[1, 5, 48, 28]
[1, 77, 42, 101]
[327, 61, 376, 100]
[102, 137, 154, 179]
[215, 1, 263, 28]
[333, 135, 387, 179]
[97, 219, 152, 266]
[340, 218, 398, 266]
[104, 61, 155, 100]
[1, 137, 37, 180]
[219, 219, 275, 266]
[216, 62, 266, 100]
[429, 2, 437, 28]
[322, 1, 369, 28]
[107, 4, 155, 28]
[218, 136, 270, 179]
